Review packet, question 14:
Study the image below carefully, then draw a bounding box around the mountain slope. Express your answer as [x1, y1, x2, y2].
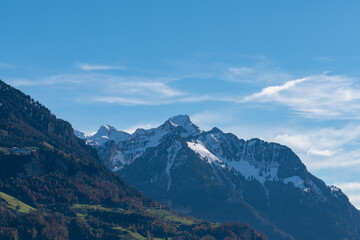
[0, 80, 267, 240]
[84, 115, 360, 240]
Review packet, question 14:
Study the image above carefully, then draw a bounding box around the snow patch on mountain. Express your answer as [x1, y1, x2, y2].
[227, 160, 279, 184]
[112, 151, 126, 171]
[283, 176, 309, 191]
[86, 125, 130, 146]
[130, 127, 169, 151]
[187, 141, 225, 167]
[194, 132, 281, 186]
[109, 122, 177, 170]
[329, 185, 343, 198]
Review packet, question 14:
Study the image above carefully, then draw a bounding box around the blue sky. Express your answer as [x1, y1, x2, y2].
[2, 1, 360, 207]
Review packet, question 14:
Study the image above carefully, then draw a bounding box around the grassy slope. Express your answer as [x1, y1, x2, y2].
[0, 192, 36, 214]
[0, 191, 245, 240]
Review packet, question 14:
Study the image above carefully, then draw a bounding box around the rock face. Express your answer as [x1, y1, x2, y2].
[82, 115, 360, 240]
[0, 80, 267, 240]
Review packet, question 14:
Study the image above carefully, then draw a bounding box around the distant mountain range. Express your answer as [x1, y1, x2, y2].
[0, 79, 267, 240]
[77, 114, 360, 240]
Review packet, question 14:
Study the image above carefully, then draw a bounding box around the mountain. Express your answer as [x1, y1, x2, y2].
[82, 114, 360, 240]
[0, 80, 267, 240]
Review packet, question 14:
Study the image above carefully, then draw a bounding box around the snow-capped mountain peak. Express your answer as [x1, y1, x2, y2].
[85, 124, 130, 146]
[74, 130, 86, 139]
[166, 114, 201, 137]
[75, 115, 202, 170]
[169, 114, 191, 127]
[94, 124, 115, 136]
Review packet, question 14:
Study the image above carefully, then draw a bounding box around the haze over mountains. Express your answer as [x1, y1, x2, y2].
[76, 115, 360, 240]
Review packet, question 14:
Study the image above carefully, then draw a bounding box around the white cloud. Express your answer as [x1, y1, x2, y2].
[307, 149, 337, 157]
[109, 81, 182, 98]
[347, 194, 360, 209]
[76, 62, 126, 71]
[336, 182, 360, 192]
[90, 95, 237, 106]
[9, 74, 85, 86]
[243, 77, 308, 101]
[308, 150, 360, 170]
[334, 182, 360, 209]
[274, 125, 360, 153]
[272, 125, 360, 170]
[242, 73, 360, 119]
[91, 96, 154, 106]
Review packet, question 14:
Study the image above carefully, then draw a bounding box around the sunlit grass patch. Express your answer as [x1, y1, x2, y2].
[72, 203, 124, 212]
[146, 208, 195, 225]
[0, 192, 36, 214]
[113, 226, 146, 240]
[42, 141, 55, 150]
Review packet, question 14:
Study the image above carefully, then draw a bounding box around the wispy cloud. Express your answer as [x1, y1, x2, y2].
[242, 73, 360, 119]
[104, 80, 182, 98]
[90, 94, 236, 106]
[0, 62, 15, 68]
[9, 72, 241, 106]
[91, 97, 153, 106]
[242, 77, 308, 101]
[9, 76, 83, 86]
[225, 63, 293, 84]
[76, 62, 126, 71]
